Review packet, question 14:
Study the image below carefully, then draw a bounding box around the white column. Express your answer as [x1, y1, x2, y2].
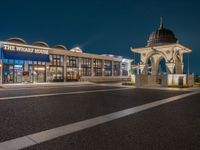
[166, 63, 175, 74]
[45, 63, 48, 82]
[112, 61, 114, 76]
[181, 64, 184, 73]
[78, 57, 82, 79]
[102, 60, 104, 76]
[91, 58, 94, 77]
[120, 62, 122, 77]
[139, 64, 146, 74]
[176, 63, 184, 74]
[63, 55, 67, 82]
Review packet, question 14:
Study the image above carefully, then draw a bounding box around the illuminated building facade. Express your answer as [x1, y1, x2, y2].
[0, 38, 132, 84]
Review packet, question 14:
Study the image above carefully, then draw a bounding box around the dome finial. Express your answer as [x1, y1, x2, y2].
[159, 16, 164, 29]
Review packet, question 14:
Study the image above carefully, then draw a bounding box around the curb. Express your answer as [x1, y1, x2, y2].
[0, 82, 96, 89]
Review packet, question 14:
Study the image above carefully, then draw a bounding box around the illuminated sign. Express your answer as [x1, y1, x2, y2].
[3, 44, 49, 55]
[14, 65, 23, 68]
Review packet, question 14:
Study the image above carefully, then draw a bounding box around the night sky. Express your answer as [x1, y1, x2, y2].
[0, 0, 199, 74]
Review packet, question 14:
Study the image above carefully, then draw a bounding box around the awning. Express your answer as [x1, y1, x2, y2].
[2, 50, 50, 62]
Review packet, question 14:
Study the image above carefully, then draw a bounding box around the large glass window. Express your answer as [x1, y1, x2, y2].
[2, 59, 25, 83]
[48, 54, 64, 82]
[67, 56, 79, 67]
[122, 63, 128, 76]
[29, 61, 46, 83]
[93, 59, 102, 76]
[80, 58, 92, 76]
[114, 61, 120, 76]
[2, 59, 48, 83]
[50, 55, 64, 66]
[104, 60, 112, 76]
[66, 56, 79, 81]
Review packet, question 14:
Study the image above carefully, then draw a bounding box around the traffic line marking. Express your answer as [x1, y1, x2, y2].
[0, 91, 198, 150]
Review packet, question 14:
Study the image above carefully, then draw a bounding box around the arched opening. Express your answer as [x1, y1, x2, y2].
[158, 57, 167, 75]
[144, 55, 168, 86]
[146, 57, 154, 75]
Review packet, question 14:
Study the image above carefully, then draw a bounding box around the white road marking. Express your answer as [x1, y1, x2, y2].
[0, 91, 198, 150]
[0, 87, 132, 101]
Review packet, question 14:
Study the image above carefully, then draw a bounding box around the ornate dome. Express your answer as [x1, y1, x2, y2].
[147, 18, 178, 47]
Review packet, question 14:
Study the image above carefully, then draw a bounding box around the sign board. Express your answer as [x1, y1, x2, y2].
[14, 65, 23, 68]
[3, 44, 49, 55]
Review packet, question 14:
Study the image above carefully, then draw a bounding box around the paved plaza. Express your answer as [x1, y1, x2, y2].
[0, 83, 199, 150]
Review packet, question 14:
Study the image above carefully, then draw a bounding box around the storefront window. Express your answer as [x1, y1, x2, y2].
[80, 58, 92, 76]
[114, 61, 120, 76]
[122, 63, 128, 76]
[93, 59, 102, 76]
[48, 54, 64, 82]
[67, 56, 78, 67]
[104, 60, 112, 76]
[66, 56, 79, 81]
[2, 59, 25, 83]
[29, 61, 46, 83]
[2, 58, 48, 84]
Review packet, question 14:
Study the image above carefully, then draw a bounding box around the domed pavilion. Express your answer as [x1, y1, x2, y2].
[131, 17, 193, 87]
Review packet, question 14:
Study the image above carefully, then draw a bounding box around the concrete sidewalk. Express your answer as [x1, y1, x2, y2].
[0, 82, 96, 89]
[139, 85, 200, 92]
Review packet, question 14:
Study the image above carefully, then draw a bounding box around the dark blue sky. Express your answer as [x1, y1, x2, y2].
[0, 0, 199, 73]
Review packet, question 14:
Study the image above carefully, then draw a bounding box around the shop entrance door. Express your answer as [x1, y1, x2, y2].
[66, 68, 79, 81]
[14, 65, 23, 83]
[33, 66, 46, 83]
[3, 65, 14, 83]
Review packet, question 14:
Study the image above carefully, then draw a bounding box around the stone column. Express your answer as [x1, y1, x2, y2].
[175, 63, 184, 74]
[78, 57, 82, 79]
[166, 63, 175, 74]
[139, 64, 146, 74]
[112, 61, 114, 76]
[151, 55, 159, 75]
[91, 58, 94, 77]
[102, 60, 105, 76]
[45, 63, 48, 82]
[63, 55, 67, 82]
[120, 62, 122, 76]
[182, 64, 184, 73]
[151, 63, 157, 75]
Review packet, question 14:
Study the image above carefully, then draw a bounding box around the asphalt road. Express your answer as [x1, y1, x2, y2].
[0, 84, 199, 150]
